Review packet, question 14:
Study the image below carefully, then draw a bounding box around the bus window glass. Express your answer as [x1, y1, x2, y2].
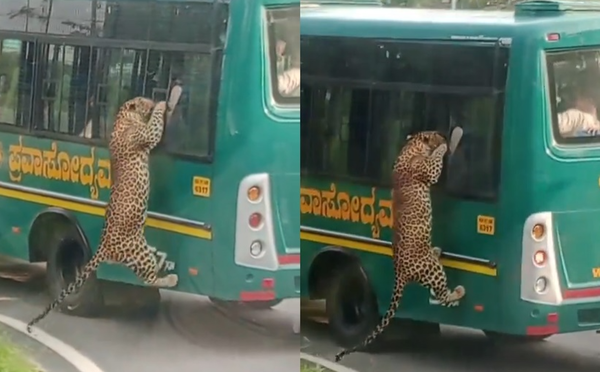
[548, 49, 600, 142]
[28, 44, 213, 156]
[36, 45, 96, 136]
[301, 37, 506, 200]
[266, 7, 300, 105]
[0, 39, 23, 126]
[162, 53, 212, 156]
[93, 48, 141, 139]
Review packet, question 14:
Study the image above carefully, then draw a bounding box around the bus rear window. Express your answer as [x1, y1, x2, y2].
[548, 49, 600, 143]
[266, 7, 300, 106]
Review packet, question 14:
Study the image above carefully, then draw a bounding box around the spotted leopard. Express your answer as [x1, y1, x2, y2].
[26, 97, 177, 333]
[335, 131, 466, 362]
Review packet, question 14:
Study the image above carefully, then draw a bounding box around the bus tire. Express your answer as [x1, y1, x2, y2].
[483, 330, 551, 343]
[243, 299, 283, 309]
[326, 263, 380, 349]
[134, 287, 162, 318]
[46, 233, 103, 317]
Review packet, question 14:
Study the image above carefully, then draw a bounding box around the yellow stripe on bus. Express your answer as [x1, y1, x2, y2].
[301, 231, 497, 277]
[0, 186, 212, 240]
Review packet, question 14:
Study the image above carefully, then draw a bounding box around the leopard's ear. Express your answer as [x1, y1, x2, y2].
[120, 98, 138, 113]
[406, 134, 413, 140]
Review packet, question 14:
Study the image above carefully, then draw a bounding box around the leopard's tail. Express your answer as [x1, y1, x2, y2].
[26, 252, 105, 333]
[335, 274, 406, 362]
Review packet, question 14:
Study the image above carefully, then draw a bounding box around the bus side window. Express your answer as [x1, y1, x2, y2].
[16, 41, 37, 128]
[367, 90, 416, 182]
[300, 84, 310, 170]
[300, 84, 352, 176]
[302, 36, 506, 200]
[32, 44, 95, 137]
[94, 48, 140, 139]
[444, 96, 503, 199]
[160, 53, 212, 157]
[0, 39, 24, 127]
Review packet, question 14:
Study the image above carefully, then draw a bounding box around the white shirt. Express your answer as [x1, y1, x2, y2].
[277, 67, 300, 96]
[557, 108, 600, 137]
[168, 85, 182, 112]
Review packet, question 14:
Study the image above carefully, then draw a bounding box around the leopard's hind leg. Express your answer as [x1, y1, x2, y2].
[419, 256, 465, 307]
[124, 239, 178, 288]
[146, 245, 167, 273]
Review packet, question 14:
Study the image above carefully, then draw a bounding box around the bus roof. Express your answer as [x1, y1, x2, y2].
[300, 0, 600, 40]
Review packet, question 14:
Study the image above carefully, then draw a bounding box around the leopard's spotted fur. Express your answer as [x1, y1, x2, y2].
[27, 97, 177, 333]
[335, 131, 466, 362]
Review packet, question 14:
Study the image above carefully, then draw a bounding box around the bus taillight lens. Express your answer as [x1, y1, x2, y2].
[535, 276, 548, 294]
[250, 240, 263, 257]
[249, 213, 262, 229]
[532, 223, 545, 241]
[533, 250, 547, 267]
[247, 186, 261, 202]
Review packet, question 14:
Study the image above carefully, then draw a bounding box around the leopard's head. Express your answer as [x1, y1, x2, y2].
[118, 97, 156, 122]
[405, 131, 447, 156]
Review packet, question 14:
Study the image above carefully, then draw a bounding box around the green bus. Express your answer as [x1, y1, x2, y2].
[301, 0, 600, 346]
[0, 0, 300, 317]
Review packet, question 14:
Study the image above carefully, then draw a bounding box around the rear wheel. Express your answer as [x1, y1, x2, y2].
[326, 263, 380, 348]
[46, 232, 103, 317]
[127, 286, 162, 318]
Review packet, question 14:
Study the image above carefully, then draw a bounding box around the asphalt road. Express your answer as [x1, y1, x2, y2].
[0, 262, 300, 372]
[301, 301, 600, 372]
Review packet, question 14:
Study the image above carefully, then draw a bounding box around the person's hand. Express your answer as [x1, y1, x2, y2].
[586, 127, 600, 136]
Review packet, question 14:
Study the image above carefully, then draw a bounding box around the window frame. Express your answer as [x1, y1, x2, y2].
[0, 0, 230, 164]
[547, 47, 600, 146]
[301, 36, 508, 202]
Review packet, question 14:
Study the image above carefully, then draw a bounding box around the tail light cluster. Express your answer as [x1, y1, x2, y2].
[235, 174, 278, 270]
[247, 186, 264, 257]
[520, 213, 562, 305]
[530, 222, 548, 294]
[531, 223, 548, 293]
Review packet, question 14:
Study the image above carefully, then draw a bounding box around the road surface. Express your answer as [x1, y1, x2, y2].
[0, 262, 300, 372]
[301, 301, 600, 372]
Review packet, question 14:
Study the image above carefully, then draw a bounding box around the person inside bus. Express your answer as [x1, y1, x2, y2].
[557, 86, 600, 137]
[163, 74, 185, 149]
[275, 38, 300, 97]
[79, 97, 93, 138]
[167, 76, 183, 123]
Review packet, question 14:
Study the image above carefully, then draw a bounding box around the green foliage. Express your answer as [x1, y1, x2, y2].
[301, 360, 332, 372]
[0, 338, 39, 372]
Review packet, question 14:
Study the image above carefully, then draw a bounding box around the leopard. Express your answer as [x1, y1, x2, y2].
[26, 97, 177, 333]
[335, 131, 466, 362]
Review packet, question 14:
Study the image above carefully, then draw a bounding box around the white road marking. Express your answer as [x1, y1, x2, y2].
[300, 352, 360, 372]
[0, 314, 105, 372]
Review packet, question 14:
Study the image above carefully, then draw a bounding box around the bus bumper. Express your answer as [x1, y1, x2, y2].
[238, 267, 301, 302]
[520, 300, 600, 335]
[554, 302, 600, 334]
